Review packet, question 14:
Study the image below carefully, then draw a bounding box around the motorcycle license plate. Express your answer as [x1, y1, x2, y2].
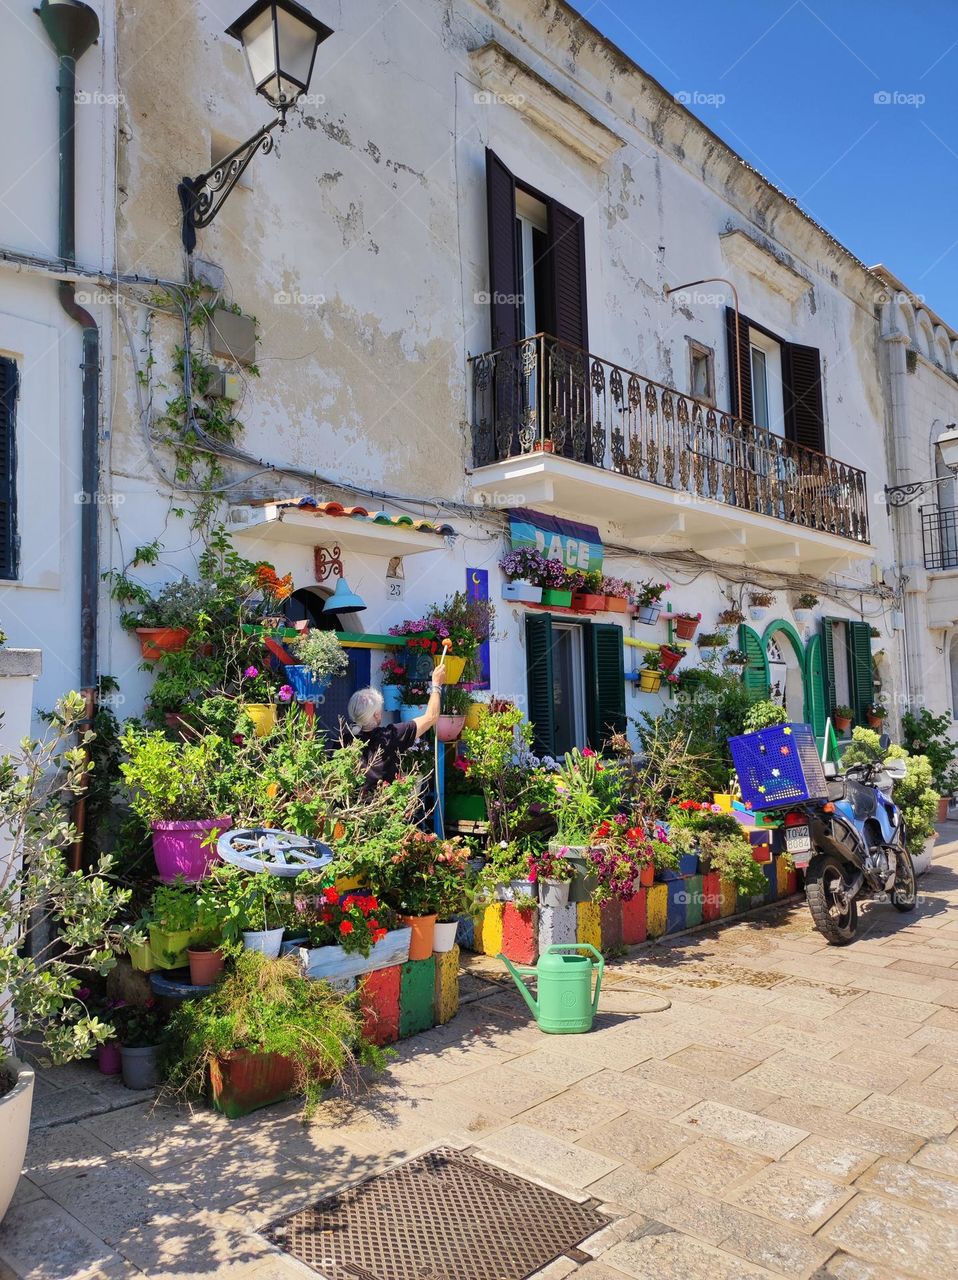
[785, 825, 812, 858]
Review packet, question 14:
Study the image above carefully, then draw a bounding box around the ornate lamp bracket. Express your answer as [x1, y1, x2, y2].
[884, 476, 952, 508]
[178, 116, 283, 253]
[314, 544, 343, 582]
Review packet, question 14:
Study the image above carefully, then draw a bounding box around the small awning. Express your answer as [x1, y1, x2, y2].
[228, 498, 455, 559]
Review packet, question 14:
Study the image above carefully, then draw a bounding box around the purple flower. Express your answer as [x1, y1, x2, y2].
[244, 666, 259, 679]
[277, 684, 294, 703]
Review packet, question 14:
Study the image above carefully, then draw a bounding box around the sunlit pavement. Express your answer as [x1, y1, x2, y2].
[3, 829, 958, 1280]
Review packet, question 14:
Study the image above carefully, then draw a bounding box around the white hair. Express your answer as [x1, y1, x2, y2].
[347, 686, 384, 731]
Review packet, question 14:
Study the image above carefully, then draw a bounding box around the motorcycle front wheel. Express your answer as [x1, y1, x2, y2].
[805, 853, 858, 945]
[892, 846, 917, 912]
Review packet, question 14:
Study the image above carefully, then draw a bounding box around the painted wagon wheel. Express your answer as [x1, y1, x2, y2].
[216, 828, 333, 877]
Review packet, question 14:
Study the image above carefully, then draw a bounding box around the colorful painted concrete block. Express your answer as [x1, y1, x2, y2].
[684, 875, 704, 928]
[599, 899, 622, 951]
[360, 964, 400, 1046]
[501, 904, 538, 965]
[538, 903, 577, 950]
[456, 914, 475, 950]
[666, 879, 687, 933]
[399, 957, 436, 1039]
[719, 877, 737, 918]
[762, 860, 778, 903]
[433, 946, 459, 1025]
[702, 871, 721, 923]
[576, 901, 601, 950]
[787, 867, 799, 895]
[621, 891, 647, 945]
[646, 883, 668, 937]
[775, 856, 790, 898]
[480, 902, 504, 957]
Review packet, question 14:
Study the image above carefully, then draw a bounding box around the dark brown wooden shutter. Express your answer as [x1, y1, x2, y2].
[782, 343, 825, 453]
[0, 355, 18, 581]
[485, 149, 519, 349]
[548, 199, 588, 351]
[724, 306, 754, 423]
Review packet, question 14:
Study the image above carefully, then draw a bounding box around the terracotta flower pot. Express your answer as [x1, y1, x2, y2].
[867, 712, 884, 729]
[639, 863, 655, 888]
[135, 627, 190, 660]
[658, 646, 683, 673]
[533, 439, 555, 453]
[833, 714, 852, 733]
[938, 795, 950, 822]
[399, 913, 437, 961]
[209, 1050, 297, 1118]
[674, 616, 699, 640]
[188, 946, 225, 986]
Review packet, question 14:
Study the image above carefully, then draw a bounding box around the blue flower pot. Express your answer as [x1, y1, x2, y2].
[399, 703, 427, 722]
[285, 665, 331, 702]
[678, 853, 699, 876]
[382, 685, 403, 712]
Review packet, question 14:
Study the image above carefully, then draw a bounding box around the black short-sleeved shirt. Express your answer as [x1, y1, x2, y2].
[349, 719, 419, 788]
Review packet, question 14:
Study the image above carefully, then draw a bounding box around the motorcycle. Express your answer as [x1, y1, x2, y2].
[778, 741, 917, 944]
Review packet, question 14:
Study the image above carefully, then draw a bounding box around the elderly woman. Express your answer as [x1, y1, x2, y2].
[345, 660, 446, 789]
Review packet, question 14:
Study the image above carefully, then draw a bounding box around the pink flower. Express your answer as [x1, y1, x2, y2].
[244, 666, 259, 679]
[277, 684, 294, 703]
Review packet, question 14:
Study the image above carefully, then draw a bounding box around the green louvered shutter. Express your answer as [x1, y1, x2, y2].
[849, 621, 874, 727]
[525, 612, 556, 756]
[820, 618, 838, 718]
[0, 356, 18, 581]
[738, 623, 770, 703]
[587, 622, 626, 749]
[804, 633, 827, 744]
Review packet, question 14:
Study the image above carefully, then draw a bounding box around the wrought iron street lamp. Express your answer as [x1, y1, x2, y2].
[178, 0, 333, 253]
[884, 424, 958, 506]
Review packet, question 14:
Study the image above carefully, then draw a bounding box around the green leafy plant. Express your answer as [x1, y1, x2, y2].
[697, 632, 730, 647]
[633, 580, 669, 608]
[742, 700, 789, 732]
[162, 951, 388, 1116]
[290, 630, 349, 684]
[697, 832, 766, 894]
[120, 725, 230, 823]
[796, 593, 819, 609]
[110, 998, 168, 1048]
[841, 727, 939, 859]
[902, 707, 958, 795]
[724, 648, 748, 666]
[551, 748, 622, 845]
[0, 693, 131, 1066]
[149, 879, 201, 933]
[833, 704, 854, 721]
[377, 829, 471, 916]
[119, 577, 212, 632]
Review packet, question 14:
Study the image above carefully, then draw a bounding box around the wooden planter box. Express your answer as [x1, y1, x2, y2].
[293, 927, 411, 983]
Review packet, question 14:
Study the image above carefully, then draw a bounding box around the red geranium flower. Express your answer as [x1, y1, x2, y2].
[339, 920, 354, 935]
[323, 887, 339, 903]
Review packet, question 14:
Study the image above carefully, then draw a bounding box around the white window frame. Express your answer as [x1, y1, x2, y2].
[749, 327, 785, 436]
[515, 188, 548, 340]
[553, 620, 588, 750]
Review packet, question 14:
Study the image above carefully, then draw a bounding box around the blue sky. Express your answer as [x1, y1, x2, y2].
[589, 0, 958, 320]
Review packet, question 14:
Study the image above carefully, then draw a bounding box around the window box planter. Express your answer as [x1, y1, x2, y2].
[293, 926, 412, 982]
[209, 1050, 297, 1118]
[633, 602, 662, 625]
[149, 923, 202, 969]
[445, 793, 487, 822]
[571, 592, 605, 612]
[501, 581, 543, 604]
[285, 665, 331, 702]
[540, 588, 573, 608]
[604, 595, 629, 613]
[436, 714, 465, 742]
[674, 615, 700, 640]
[134, 627, 190, 659]
[150, 817, 230, 883]
[382, 684, 403, 712]
[638, 669, 662, 693]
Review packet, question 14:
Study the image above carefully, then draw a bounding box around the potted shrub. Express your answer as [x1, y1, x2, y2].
[437, 684, 471, 742]
[162, 951, 388, 1118]
[378, 828, 470, 959]
[639, 650, 664, 692]
[586, 822, 654, 900]
[0, 695, 130, 1224]
[842, 731, 940, 873]
[112, 999, 167, 1090]
[673, 611, 702, 640]
[902, 707, 958, 821]
[742, 699, 789, 732]
[833, 704, 854, 733]
[423, 592, 496, 683]
[794, 592, 818, 626]
[499, 548, 546, 605]
[529, 846, 575, 908]
[120, 726, 232, 881]
[867, 701, 886, 730]
[287, 630, 349, 701]
[549, 747, 623, 901]
[632, 580, 669, 625]
[433, 850, 473, 951]
[601, 575, 633, 614]
[117, 576, 210, 659]
[748, 590, 775, 622]
[569, 568, 605, 612]
[145, 879, 204, 969]
[696, 631, 729, 658]
[717, 605, 746, 626]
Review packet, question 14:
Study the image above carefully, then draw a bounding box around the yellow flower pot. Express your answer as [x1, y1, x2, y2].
[639, 669, 662, 693]
[245, 703, 277, 737]
[464, 701, 484, 731]
[434, 654, 467, 683]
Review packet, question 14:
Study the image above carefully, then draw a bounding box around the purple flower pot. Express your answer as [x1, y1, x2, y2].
[150, 817, 232, 883]
[97, 1042, 122, 1076]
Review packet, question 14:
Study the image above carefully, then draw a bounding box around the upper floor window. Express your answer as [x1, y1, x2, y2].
[0, 354, 18, 581]
[688, 339, 715, 403]
[725, 307, 825, 454]
[749, 328, 785, 436]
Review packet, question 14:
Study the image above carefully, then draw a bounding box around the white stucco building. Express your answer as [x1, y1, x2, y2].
[2, 0, 911, 755]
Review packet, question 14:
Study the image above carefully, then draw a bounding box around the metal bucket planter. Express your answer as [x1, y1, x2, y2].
[634, 603, 662, 625]
[242, 927, 285, 958]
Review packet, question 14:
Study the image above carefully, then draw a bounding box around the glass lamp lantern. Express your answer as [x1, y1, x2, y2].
[226, 0, 334, 114]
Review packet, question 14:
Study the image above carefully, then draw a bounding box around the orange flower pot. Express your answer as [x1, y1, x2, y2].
[639, 863, 655, 888]
[188, 946, 225, 986]
[604, 596, 628, 613]
[571, 593, 605, 612]
[399, 913, 437, 960]
[135, 627, 190, 659]
[674, 616, 699, 640]
[659, 646, 683, 673]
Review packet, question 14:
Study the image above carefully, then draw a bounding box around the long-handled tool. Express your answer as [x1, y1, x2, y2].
[434, 638, 453, 836]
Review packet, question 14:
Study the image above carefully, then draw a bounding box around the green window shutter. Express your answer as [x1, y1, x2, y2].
[820, 617, 838, 716]
[525, 612, 556, 756]
[804, 633, 827, 740]
[587, 622, 626, 749]
[849, 620, 873, 726]
[738, 623, 770, 703]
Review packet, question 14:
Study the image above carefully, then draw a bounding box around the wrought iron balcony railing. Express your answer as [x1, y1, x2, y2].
[921, 505, 958, 570]
[469, 333, 870, 544]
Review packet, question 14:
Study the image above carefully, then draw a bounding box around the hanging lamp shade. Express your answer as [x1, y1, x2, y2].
[226, 0, 333, 114]
[322, 577, 366, 614]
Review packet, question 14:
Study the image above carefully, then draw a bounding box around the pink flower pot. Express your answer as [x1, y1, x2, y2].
[150, 817, 232, 883]
[97, 1042, 122, 1076]
[436, 714, 466, 742]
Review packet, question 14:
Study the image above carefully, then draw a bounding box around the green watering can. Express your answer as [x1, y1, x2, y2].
[498, 944, 604, 1034]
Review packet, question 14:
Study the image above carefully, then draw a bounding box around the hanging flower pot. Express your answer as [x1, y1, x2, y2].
[633, 602, 662, 625]
[399, 702, 427, 722]
[658, 645, 683, 673]
[794, 609, 812, 627]
[674, 614, 701, 640]
[436, 714, 465, 742]
[638, 669, 663, 693]
[135, 627, 190, 659]
[285, 665, 331, 703]
[463, 701, 484, 731]
[382, 684, 403, 712]
[434, 654, 467, 683]
[748, 606, 768, 623]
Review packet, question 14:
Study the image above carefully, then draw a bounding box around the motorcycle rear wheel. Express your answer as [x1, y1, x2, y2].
[805, 854, 858, 945]
[891, 847, 917, 912]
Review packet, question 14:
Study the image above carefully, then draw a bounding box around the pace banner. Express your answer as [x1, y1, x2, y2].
[466, 567, 491, 689]
[507, 507, 603, 573]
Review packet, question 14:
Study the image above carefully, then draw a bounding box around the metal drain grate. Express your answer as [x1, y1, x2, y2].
[265, 1145, 609, 1280]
